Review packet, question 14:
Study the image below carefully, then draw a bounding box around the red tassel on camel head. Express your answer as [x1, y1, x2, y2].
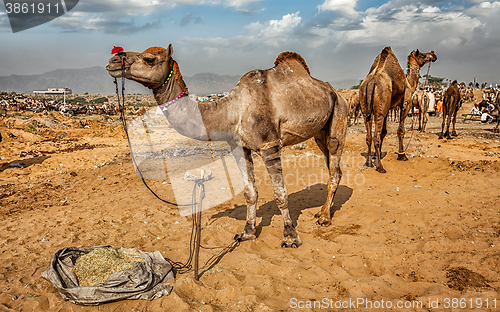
[112, 46, 124, 54]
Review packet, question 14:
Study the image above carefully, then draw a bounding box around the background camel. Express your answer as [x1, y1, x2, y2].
[106, 44, 349, 248]
[411, 88, 432, 132]
[348, 91, 361, 126]
[359, 47, 437, 173]
[439, 80, 461, 139]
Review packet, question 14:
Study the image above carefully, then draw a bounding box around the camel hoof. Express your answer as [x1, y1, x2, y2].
[438, 136, 443, 139]
[376, 166, 387, 173]
[364, 161, 373, 167]
[281, 236, 302, 248]
[452, 132, 458, 137]
[397, 153, 408, 161]
[281, 224, 302, 248]
[314, 211, 331, 226]
[234, 232, 256, 242]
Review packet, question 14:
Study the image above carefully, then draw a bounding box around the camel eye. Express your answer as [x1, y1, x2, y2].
[144, 56, 156, 64]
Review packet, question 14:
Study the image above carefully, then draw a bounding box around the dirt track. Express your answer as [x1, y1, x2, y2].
[1, 95, 500, 311]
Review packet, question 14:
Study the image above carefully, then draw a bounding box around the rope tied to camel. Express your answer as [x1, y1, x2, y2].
[403, 58, 433, 153]
[111, 46, 239, 278]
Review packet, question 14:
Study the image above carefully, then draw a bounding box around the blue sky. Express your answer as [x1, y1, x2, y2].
[1, 0, 500, 85]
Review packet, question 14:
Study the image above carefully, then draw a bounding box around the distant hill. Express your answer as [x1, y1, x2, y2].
[0, 66, 360, 94]
[329, 78, 362, 90]
[0, 67, 241, 95]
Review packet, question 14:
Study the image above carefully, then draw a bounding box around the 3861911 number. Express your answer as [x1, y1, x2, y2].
[443, 298, 497, 309]
[5, 2, 59, 14]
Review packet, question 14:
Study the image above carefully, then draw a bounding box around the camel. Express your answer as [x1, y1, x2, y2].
[411, 88, 432, 132]
[463, 88, 475, 102]
[348, 91, 361, 126]
[359, 47, 437, 173]
[439, 80, 461, 139]
[106, 44, 349, 248]
[483, 88, 496, 100]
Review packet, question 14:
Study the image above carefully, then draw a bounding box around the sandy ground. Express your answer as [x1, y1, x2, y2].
[1, 92, 500, 312]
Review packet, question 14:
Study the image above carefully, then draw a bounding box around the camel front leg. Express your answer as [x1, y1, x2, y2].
[439, 111, 447, 139]
[261, 145, 302, 248]
[233, 147, 258, 242]
[422, 111, 428, 132]
[444, 111, 452, 139]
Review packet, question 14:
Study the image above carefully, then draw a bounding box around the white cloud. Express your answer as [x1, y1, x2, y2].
[244, 11, 302, 45]
[318, 0, 359, 18]
[224, 0, 264, 12]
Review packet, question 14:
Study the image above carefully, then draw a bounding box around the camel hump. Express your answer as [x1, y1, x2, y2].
[143, 46, 166, 55]
[274, 52, 311, 75]
[377, 47, 392, 68]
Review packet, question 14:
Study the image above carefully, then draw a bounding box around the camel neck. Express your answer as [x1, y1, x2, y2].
[152, 71, 185, 105]
[406, 71, 420, 92]
[151, 72, 237, 141]
[406, 58, 421, 92]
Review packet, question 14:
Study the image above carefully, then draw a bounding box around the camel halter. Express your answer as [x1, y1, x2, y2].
[111, 46, 239, 280]
[153, 70, 173, 92]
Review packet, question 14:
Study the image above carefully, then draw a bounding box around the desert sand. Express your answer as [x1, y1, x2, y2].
[1, 90, 499, 311]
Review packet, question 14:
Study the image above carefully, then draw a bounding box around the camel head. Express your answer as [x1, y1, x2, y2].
[408, 49, 437, 68]
[106, 44, 174, 90]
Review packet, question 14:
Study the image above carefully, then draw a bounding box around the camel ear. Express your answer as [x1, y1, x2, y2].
[415, 49, 420, 56]
[166, 43, 173, 58]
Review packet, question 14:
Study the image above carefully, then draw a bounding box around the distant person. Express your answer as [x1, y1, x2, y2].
[470, 103, 481, 115]
[487, 102, 495, 113]
[437, 99, 443, 116]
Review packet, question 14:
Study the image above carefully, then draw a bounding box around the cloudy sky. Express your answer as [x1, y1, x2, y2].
[1, 0, 499, 85]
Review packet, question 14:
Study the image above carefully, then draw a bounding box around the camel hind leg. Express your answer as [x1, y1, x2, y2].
[451, 101, 459, 136]
[397, 102, 410, 161]
[314, 98, 348, 225]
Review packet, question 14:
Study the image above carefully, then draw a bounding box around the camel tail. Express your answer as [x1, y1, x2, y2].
[365, 81, 376, 121]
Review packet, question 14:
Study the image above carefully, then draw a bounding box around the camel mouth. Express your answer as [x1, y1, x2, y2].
[106, 65, 127, 78]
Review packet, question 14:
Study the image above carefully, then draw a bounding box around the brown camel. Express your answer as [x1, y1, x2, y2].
[106, 44, 349, 247]
[359, 47, 437, 173]
[411, 88, 430, 132]
[483, 88, 496, 99]
[348, 91, 361, 126]
[439, 80, 461, 139]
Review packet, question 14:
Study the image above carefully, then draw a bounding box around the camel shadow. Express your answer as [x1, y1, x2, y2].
[360, 151, 387, 159]
[211, 184, 353, 238]
[0, 156, 51, 173]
